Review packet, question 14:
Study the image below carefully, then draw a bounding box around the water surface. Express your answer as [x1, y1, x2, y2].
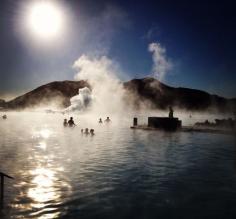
[0, 112, 236, 218]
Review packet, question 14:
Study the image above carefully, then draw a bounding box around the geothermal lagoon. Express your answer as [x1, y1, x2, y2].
[0, 0, 235, 218]
[0, 112, 236, 218]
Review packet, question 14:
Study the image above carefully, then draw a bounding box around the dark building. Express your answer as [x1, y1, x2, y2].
[148, 117, 182, 131]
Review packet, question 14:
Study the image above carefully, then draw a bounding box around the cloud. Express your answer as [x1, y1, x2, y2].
[148, 42, 172, 81]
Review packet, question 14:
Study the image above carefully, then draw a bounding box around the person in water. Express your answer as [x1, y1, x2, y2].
[90, 129, 95, 135]
[81, 129, 84, 134]
[63, 119, 68, 127]
[99, 118, 103, 124]
[68, 117, 76, 127]
[2, 115, 7, 119]
[104, 117, 111, 123]
[168, 106, 174, 118]
[85, 128, 89, 134]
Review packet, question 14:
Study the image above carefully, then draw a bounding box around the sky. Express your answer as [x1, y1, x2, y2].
[0, 0, 235, 100]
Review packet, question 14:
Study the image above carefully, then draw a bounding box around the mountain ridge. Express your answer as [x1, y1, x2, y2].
[0, 78, 235, 112]
[124, 78, 235, 112]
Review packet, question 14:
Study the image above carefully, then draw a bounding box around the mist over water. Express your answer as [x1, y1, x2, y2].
[0, 112, 236, 218]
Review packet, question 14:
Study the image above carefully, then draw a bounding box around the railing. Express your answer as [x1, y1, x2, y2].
[0, 172, 14, 208]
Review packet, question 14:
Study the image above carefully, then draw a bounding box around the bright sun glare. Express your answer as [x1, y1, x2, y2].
[27, 1, 64, 40]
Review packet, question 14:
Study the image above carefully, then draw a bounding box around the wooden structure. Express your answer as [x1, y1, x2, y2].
[0, 172, 14, 208]
[148, 117, 182, 131]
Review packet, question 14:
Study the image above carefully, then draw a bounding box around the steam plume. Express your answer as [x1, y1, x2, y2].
[70, 55, 125, 114]
[67, 42, 172, 113]
[148, 42, 172, 81]
[65, 87, 93, 112]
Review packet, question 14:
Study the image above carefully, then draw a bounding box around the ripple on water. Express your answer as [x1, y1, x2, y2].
[0, 112, 236, 218]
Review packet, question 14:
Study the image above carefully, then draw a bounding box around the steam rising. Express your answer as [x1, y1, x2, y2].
[68, 55, 125, 114]
[66, 42, 172, 114]
[148, 42, 172, 81]
[65, 87, 93, 112]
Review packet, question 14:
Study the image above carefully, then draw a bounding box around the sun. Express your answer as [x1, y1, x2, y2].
[26, 1, 64, 40]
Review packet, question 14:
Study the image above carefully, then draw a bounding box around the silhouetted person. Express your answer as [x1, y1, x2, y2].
[99, 118, 103, 124]
[2, 115, 7, 119]
[85, 128, 89, 135]
[81, 129, 84, 134]
[169, 107, 173, 118]
[68, 117, 76, 127]
[105, 117, 111, 123]
[63, 119, 68, 127]
[90, 129, 95, 135]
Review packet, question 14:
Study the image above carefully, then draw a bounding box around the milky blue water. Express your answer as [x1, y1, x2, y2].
[0, 112, 236, 219]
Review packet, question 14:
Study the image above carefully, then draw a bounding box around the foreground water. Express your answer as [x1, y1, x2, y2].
[0, 112, 236, 219]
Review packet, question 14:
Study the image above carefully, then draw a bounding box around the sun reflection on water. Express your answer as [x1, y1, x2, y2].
[39, 129, 52, 139]
[11, 124, 73, 218]
[37, 141, 47, 150]
[28, 168, 60, 208]
[12, 166, 66, 218]
[32, 128, 53, 139]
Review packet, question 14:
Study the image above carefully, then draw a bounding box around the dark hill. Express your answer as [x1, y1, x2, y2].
[1, 77, 235, 112]
[4, 80, 90, 109]
[124, 78, 236, 112]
